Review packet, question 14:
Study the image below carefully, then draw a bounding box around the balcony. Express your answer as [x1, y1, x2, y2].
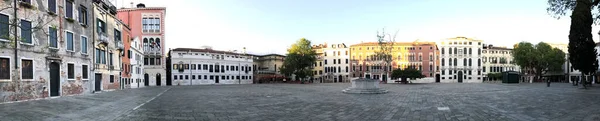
[116, 41, 124, 50]
[144, 48, 162, 56]
[97, 32, 109, 45]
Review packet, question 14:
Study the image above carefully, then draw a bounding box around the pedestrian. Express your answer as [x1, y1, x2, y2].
[547, 78, 551, 87]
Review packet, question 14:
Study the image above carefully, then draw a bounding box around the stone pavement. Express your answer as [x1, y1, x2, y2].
[2, 83, 600, 121]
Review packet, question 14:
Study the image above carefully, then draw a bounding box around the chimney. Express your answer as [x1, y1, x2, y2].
[136, 3, 146, 8]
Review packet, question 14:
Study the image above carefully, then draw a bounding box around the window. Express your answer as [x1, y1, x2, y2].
[478, 59, 481, 67]
[324, 60, 327, 64]
[97, 19, 106, 33]
[68, 63, 74, 79]
[114, 29, 121, 42]
[441, 58, 445, 66]
[81, 36, 88, 54]
[109, 53, 113, 66]
[346, 66, 348, 72]
[65, 0, 73, 19]
[192, 75, 195, 79]
[48, 27, 59, 48]
[48, 0, 57, 13]
[21, 59, 33, 79]
[66, 31, 74, 51]
[179, 75, 183, 79]
[346, 59, 348, 64]
[469, 58, 472, 66]
[110, 75, 114, 83]
[463, 59, 467, 66]
[144, 58, 148, 65]
[82, 65, 88, 79]
[79, 5, 88, 25]
[185, 75, 189, 79]
[20, 20, 32, 44]
[333, 59, 336, 64]
[156, 58, 161, 65]
[483, 67, 486, 72]
[204, 75, 207, 79]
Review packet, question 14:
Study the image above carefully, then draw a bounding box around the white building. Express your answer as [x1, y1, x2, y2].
[481, 44, 520, 81]
[438, 37, 483, 83]
[322, 43, 350, 83]
[548, 43, 584, 83]
[130, 38, 145, 88]
[170, 48, 254, 85]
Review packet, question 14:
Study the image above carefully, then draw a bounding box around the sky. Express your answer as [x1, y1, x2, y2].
[114, 0, 600, 55]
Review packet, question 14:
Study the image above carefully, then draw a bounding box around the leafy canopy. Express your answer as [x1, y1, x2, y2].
[280, 38, 317, 81]
[512, 42, 566, 76]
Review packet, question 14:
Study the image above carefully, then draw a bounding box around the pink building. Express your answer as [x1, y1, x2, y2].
[117, 3, 167, 86]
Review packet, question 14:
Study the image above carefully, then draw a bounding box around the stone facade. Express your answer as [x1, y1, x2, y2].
[92, 0, 124, 91]
[0, 0, 94, 102]
[438, 37, 483, 83]
[481, 44, 520, 81]
[117, 4, 167, 86]
[252, 54, 285, 83]
[170, 48, 254, 85]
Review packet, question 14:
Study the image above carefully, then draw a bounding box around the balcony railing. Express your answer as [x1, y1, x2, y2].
[97, 32, 109, 45]
[116, 41, 124, 50]
[144, 48, 162, 56]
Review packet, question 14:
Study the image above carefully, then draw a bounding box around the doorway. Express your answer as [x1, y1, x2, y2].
[435, 74, 440, 83]
[156, 74, 161, 86]
[458, 71, 464, 83]
[50, 62, 60, 96]
[215, 76, 220, 83]
[144, 73, 149, 86]
[338, 75, 343, 82]
[94, 73, 102, 91]
[382, 75, 387, 82]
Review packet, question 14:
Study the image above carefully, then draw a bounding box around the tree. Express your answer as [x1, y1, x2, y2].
[513, 42, 566, 82]
[547, 0, 600, 24]
[548, 0, 600, 88]
[568, 0, 599, 89]
[280, 38, 317, 83]
[374, 28, 398, 82]
[391, 68, 425, 83]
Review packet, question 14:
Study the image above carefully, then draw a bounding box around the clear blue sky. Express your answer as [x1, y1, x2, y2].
[117, 0, 600, 55]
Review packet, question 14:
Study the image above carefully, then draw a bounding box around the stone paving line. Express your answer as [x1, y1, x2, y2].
[2, 83, 600, 121]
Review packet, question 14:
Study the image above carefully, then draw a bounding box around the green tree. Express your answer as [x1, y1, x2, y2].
[513, 42, 566, 82]
[391, 68, 425, 83]
[280, 38, 317, 83]
[548, 0, 600, 88]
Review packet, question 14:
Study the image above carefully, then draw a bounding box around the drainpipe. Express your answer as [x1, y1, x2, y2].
[91, 4, 96, 93]
[12, 0, 18, 70]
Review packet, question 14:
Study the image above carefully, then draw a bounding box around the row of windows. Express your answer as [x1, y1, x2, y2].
[440, 70, 481, 76]
[441, 58, 481, 67]
[323, 59, 348, 65]
[443, 41, 481, 45]
[95, 49, 113, 65]
[0, 58, 88, 80]
[0, 15, 89, 53]
[441, 47, 480, 55]
[324, 66, 349, 73]
[351, 53, 434, 62]
[173, 75, 252, 80]
[142, 18, 161, 33]
[173, 64, 252, 72]
[352, 46, 434, 51]
[144, 58, 161, 65]
[324, 50, 348, 56]
[441, 77, 481, 80]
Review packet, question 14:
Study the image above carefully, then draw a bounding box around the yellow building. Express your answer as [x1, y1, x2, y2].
[349, 40, 438, 82]
[311, 44, 326, 83]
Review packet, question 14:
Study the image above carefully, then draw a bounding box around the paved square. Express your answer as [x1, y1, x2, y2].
[2, 83, 600, 121]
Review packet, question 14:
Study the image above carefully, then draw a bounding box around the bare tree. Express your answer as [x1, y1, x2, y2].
[374, 28, 398, 83]
[0, 1, 57, 81]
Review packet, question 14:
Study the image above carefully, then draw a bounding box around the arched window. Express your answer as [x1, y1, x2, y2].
[469, 48, 472, 54]
[441, 58, 445, 66]
[453, 48, 457, 55]
[441, 47, 445, 54]
[478, 59, 481, 67]
[463, 58, 467, 66]
[469, 58, 472, 66]
[155, 38, 161, 47]
[149, 38, 155, 44]
[453, 58, 457, 66]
